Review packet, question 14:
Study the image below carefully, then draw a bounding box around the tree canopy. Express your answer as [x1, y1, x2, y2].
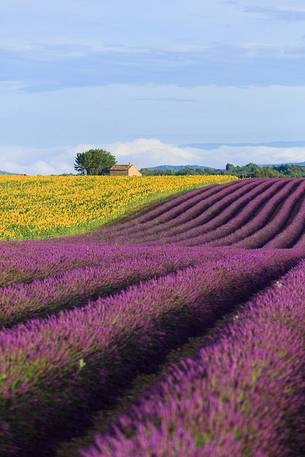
[74, 149, 117, 175]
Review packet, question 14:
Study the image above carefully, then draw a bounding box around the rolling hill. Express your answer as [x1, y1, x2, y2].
[99, 178, 305, 249]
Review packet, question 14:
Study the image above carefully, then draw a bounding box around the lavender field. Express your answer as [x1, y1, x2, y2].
[0, 178, 305, 457]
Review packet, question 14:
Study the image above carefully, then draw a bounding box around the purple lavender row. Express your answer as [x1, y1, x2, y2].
[125, 179, 262, 244]
[146, 179, 301, 248]
[0, 240, 125, 286]
[185, 179, 285, 246]
[148, 180, 276, 245]
[235, 179, 305, 248]
[294, 226, 305, 248]
[0, 248, 212, 327]
[208, 178, 300, 247]
[0, 242, 206, 287]
[265, 187, 305, 248]
[134, 179, 295, 248]
[83, 259, 305, 457]
[0, 250, 302, 455]
[103, 180, 247, 241]
[186, 178, 297, 247]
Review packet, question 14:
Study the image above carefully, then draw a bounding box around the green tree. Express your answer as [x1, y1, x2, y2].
[254, 166, 282, 178]
[225, 163, 236, 173]
[74, 149, 117, 175]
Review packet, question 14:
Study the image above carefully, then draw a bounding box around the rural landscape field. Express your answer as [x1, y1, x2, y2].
[3, 1, 305, 456]
[0, 174, 304, 457]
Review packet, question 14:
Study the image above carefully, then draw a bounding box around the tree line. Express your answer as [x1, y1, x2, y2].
[141, 163, 305, 178]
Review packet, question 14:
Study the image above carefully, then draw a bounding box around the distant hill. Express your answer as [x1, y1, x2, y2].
[146, 162, 305, 172]
[146, 165, 217, 171]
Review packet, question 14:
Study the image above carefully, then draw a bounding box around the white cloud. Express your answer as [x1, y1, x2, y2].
[205, 145, 305, 167]
[107, 139, 198, 167]
[0, 144, 93, 175]
[0, 139, 305, 175]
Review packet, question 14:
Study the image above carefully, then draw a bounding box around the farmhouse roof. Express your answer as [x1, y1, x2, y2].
[110, 163, 133, 171]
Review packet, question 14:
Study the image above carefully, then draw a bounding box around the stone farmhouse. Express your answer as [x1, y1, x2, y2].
[110, 163, 142, 176]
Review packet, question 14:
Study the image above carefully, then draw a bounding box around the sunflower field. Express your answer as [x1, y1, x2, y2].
[0, 175, 235, 240]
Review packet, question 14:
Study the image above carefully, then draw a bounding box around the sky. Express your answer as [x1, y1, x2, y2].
[1, 0, 305, 173]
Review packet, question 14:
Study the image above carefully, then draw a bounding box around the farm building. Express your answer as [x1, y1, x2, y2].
[110, 163, 142, 176]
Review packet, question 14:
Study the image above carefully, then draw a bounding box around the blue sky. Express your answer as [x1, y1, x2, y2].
[1, 0, 305, 173]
